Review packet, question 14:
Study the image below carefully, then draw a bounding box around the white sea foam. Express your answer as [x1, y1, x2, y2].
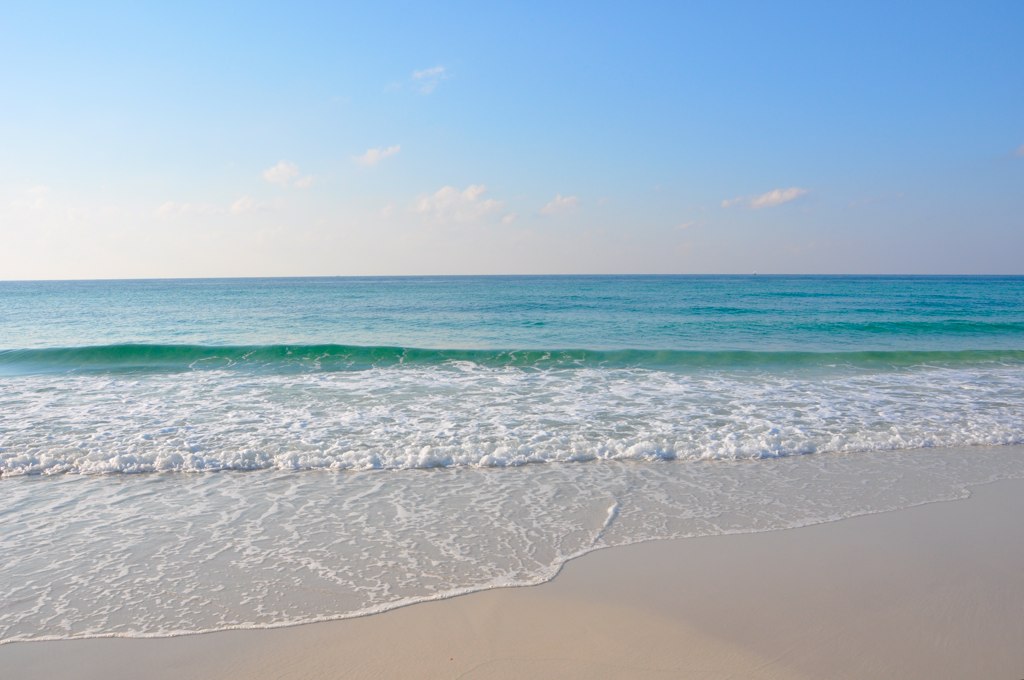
[1, 359, 1023, 642]
[1, 363, 1022, 476]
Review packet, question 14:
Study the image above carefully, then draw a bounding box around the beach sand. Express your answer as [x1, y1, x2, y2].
[3, 476, 1022, 679]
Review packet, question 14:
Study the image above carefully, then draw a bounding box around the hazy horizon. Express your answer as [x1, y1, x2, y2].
[4, 272, 1024, 283]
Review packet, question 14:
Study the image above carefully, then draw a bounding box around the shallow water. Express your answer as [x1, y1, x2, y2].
[2, 446, 1023, 643]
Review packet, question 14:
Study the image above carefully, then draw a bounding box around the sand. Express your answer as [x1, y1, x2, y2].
[2, 477, 1022, 679]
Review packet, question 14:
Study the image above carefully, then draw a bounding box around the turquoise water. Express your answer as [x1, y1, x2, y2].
[1, 275, 1023, 643]
[3, 275, 1023, 352]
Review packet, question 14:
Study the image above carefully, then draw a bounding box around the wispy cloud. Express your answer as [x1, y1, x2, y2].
[415, 185, 503, 224]
[751, 187, 808, 208]
[1016, 144, 1024, 157]
[540, 194, 580, 215]
[722, 187, 808, 209]
[230, 196, 257, 215]
[262, 161, 313, 189]
[262, 161, 301, 186]
[412, 65, 449, 94]
[355, 145, 401, 166]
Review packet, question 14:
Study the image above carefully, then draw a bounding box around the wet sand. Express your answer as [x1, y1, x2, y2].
[2, 477, 1022, 679]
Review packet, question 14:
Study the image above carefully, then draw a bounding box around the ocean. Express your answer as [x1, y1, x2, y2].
[2, 275, 1023, 642]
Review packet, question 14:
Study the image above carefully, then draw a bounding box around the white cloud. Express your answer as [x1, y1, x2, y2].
[294, 175, 314, 189]
[722, 187, 808, 209]
[541, 194, 580, 215]
[355, 145, 401, 166]
[230, 196, 257, 215]
[263, 161, 300, 186]
[412, 65, 448, 94]
[501, 213, 518, 225]
[676, 220, 698, 230]
[751, 187, 808, 208]
[415, 185, 504, 224]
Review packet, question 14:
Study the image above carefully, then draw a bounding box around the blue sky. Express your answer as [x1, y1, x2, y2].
[2, 1, 1022, 278]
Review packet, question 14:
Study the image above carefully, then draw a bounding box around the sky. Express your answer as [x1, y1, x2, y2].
[1, 1, 1023, 278]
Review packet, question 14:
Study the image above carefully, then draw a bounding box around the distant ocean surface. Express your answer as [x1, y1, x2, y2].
[2, 276, 1023, 642]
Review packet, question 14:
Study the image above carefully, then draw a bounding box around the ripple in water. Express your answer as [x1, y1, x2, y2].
[2, 446, 1023, 643]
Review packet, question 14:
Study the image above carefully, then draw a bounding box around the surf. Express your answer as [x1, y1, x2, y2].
[2, 343, 1023, 376]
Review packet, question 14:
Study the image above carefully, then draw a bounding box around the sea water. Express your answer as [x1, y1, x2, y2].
[1, 275, 1022, 642]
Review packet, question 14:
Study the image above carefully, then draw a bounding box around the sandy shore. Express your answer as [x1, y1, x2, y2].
[3, 476, 1023, 679]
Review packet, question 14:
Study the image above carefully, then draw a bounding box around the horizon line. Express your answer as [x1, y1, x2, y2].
[3, 273, 1023, 284]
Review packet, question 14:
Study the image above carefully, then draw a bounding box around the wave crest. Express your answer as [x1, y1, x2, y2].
[3, 343, 1023, 375]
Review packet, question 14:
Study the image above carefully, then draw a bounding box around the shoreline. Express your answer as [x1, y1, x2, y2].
[3, 474, 1023, 679]
[2, 445, 1022, 648]
[0, 470, 996, 646]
